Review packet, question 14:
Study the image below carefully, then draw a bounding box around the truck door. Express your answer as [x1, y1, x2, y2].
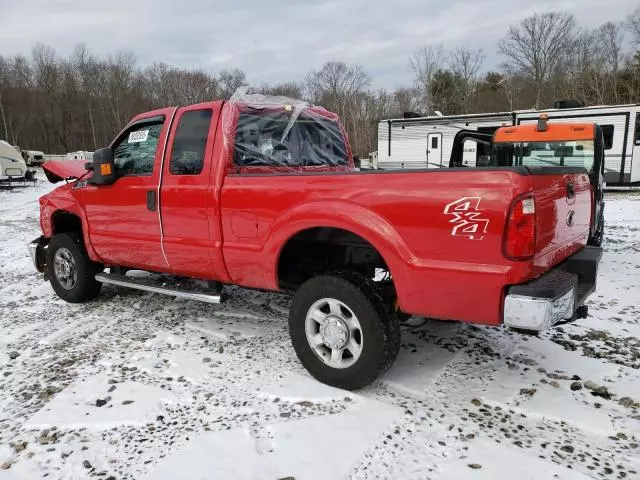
[427, 133, 443, 167]
[81, 110, 174, 271]
[160, 103, 223, 279]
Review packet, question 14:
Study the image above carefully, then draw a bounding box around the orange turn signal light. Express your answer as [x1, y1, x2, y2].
[100, 164, 112, 175]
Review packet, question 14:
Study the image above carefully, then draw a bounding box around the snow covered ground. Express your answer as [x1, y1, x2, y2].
[0, 174, 639, 480]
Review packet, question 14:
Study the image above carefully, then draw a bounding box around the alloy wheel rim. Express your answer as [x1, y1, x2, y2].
[53, 248, 77, 290]
[305, 298, 363, 369]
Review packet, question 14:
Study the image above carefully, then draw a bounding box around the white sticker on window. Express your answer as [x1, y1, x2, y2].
[128, 130, 149, 143]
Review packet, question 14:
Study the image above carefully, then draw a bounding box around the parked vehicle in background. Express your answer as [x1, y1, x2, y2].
[0, 140, 28, 179]
[29, 94, 602, 390]
[378, 112, 511, 169]
[24, 150, 46, 166]
[66, 151, 93, 161]
[377, 103, 640, 185]
[44, 154, 68, 162]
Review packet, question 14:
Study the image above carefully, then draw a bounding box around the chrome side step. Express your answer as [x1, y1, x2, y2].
[95, 272, 222, 304]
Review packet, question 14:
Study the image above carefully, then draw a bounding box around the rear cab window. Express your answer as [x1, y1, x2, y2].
[232, 108, 350, 171]
[169, 109, 213, 175]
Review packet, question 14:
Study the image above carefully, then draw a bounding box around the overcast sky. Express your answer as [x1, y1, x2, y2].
[0, 0, 637, 89]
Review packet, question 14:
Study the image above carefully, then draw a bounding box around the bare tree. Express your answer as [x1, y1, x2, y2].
[306, 62, 370, 102]
[448, 47, 484, 112]
[0, 56, 9, 141]
[625, 7, 640, 45]
[599, 22, 624, 103]
[305, 61, 370, 116]
[392, 87, 421, 115]
[259, 81, 303, 99]
[305, 61, 371, 154]
[104, 51, 137, 129]
[72, 44, 100, 148]
[499, 12, 577, 108]
[219, 69, 248, 99]
[408, 45, 444, 114]
[559, 29, 593, 103]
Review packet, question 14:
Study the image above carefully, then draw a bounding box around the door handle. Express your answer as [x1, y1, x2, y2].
[147, 190, 157, 211]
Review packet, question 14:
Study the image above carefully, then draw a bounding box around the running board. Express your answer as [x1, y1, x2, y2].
[95, 272, 222, 304]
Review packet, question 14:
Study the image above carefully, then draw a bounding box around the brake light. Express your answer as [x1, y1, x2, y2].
[504, 194, 536, 260]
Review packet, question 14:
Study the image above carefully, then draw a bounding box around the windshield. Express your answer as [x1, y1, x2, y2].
[491, 140, 595, 173]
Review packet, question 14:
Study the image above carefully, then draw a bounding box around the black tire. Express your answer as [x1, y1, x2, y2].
[46, 232, 103, 303]
[288, 274, 400, 390]
[397, 310, 412, 323]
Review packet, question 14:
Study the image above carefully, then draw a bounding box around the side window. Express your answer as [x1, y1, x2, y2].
[113, 121, 164, 177]
[601, 124, 614, 150]
[635, 113, 640, 146]
[169, 109, 213, 175]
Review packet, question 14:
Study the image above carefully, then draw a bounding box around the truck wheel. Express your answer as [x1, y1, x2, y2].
[289, 274, 400, 390]
[46, 233, 103, 303]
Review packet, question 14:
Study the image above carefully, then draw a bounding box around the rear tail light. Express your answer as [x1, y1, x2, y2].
[503, 194, 536, 260]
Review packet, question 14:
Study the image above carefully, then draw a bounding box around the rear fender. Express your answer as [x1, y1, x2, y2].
[264, 201, 415, 306]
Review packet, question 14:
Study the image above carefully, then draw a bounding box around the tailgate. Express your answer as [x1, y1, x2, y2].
[530, 170, 591, 272]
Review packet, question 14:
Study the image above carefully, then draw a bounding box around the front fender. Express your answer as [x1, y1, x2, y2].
[263, 200, 417, 305]
[39, 185, 100, 263]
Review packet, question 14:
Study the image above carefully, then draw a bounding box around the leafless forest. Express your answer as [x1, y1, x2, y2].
[1, 9, 640, 157]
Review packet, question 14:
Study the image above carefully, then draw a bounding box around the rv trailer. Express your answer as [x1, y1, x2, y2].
[376, 103, 640, 185]
[377, 112, 513, 170]
[0, 140, 28, 179]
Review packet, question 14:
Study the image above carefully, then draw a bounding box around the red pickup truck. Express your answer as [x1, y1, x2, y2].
[29, 95, 602, 389]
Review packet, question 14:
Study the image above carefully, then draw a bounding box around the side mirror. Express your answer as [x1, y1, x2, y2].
[88, 147, 115, 185]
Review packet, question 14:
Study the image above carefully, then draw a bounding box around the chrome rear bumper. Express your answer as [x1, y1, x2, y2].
[28, 236, 49, 273]
[504, 285, 575, 331]
[503, 246, 602, 331]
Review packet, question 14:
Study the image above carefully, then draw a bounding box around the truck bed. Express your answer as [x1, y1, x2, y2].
[220, 166, 591, 325]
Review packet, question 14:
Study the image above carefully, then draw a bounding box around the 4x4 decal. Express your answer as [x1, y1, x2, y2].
[444, 197, 489, 240]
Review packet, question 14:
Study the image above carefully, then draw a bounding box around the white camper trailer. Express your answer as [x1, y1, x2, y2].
[376, 103, 640, 185]
[0, 140, 28, 179]
[377, 112, 513, 170]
